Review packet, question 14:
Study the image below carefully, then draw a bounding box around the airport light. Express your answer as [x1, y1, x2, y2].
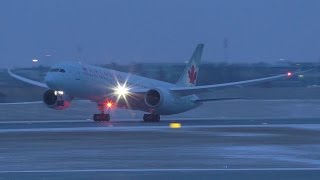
[170, 122, 182, 129]
[32, 59, 38, 63]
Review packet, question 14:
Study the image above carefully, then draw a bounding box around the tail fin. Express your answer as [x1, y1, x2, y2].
[176, 44, 204, 87]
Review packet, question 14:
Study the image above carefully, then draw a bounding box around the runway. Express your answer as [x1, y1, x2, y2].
[0, 118, 320, 179]
[1, 117, 320, 132]
[1, 100, 320, 179]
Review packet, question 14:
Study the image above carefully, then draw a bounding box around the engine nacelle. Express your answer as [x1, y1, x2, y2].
[42, 89, 73, 110]
[144, 88, 197, 115]
[144, 88, 174, 108]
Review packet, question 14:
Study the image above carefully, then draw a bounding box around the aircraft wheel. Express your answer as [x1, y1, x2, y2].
[57, 100, 65, 106]
[93, 114, 110, 122]
[143, 114, 160, 122]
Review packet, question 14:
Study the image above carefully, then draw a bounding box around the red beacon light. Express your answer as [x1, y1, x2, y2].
[106, 102, 113, 108]
[287, 72, 292, 77]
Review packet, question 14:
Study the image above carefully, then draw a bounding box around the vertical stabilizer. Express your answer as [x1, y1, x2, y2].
[176, 44, 204, 87]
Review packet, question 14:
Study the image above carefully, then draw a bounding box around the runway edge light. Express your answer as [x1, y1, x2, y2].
[170, 122, 182, 129]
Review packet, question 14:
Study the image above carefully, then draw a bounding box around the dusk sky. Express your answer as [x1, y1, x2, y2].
[1, 0, 320, 67]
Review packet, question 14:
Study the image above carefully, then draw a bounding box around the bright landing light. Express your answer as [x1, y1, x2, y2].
[114, 84, 129, 98]
[287, 72, 292, 77]
[54, 91, 64, 95]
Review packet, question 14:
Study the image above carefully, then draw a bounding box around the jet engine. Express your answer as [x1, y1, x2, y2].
[145, 88, 171, 107]
[42, 89, 73, 110]
[144, 88, 200, 115]
[144, 88, 180, 114]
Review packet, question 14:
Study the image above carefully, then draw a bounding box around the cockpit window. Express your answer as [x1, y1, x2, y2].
[49, 68, 66, 73]
[50, 68, 59, 72]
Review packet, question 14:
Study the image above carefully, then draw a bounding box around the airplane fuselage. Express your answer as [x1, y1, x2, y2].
[44, 62, 201, 114]
[8, 44, 295, 121]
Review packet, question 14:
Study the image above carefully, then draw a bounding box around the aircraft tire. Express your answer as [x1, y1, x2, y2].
[93, 114, 110, 122]
[143, 114, 160, 122]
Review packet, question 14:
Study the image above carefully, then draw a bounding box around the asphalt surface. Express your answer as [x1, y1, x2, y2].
[2, 99, 320, 121]
[1, 101, 320, 179]
[0, 118, 320, 179]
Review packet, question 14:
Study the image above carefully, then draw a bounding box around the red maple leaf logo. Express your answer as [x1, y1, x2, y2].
[188, 65, 197, 84]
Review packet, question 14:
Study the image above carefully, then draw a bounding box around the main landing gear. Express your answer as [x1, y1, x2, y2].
[92, 103, 161, 122]
[93, 113, 110, 122]
[93, 103, 110, 122]
[143, 114, 160, 122]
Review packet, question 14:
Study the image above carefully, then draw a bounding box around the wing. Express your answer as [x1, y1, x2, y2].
[0, 101, 43, 105]
[170, 70, 311, 96]
[0, 99, 92, 105]
[7, 69, 48, 88]
[194, 98, 247, 102]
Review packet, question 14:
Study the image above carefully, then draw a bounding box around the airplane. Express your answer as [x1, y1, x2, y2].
[7, 44, 299, 122]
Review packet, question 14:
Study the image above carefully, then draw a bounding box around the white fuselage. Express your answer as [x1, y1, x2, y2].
[44, 62, 201, 114]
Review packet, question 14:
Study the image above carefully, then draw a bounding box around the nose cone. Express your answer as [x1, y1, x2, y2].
[45, 73, 57, 89]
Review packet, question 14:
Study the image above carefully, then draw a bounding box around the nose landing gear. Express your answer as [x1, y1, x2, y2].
[57, 100, 65, 106]
[55, 91, 65, 107]
[93, 103, 111, 122]
[93, 113, 110, 122]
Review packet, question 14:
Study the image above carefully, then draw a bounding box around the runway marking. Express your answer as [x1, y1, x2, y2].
[0, 126, 168, 133]
[0, 120, 89, 124]
[0, 124, 319, 133]
[0, 118, 223, 124]
[1, 117, 320, 124]
[1, 168, 320, 173]
[1, 118, 225, 124]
